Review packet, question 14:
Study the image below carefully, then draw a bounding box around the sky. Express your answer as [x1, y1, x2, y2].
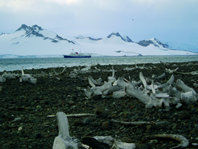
[0, 0, 198, 51]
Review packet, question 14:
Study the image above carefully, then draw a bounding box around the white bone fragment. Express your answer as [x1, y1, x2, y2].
[20, 68, 37, 84]
[53, 112, 78, 149]
[126, 84, 152, 107]
[103, 85, 122, 95]
[88, 76, 96, 88]
[165, 67, 179, 74]
[176, 79, 197, 94]
[81, 66, 91, 72]
[175, 103, 182, 109]
[154, 73, 166, 80]
[159, 75, 174, 88]
[153, 134, 189, 149]
[117, 77, 128, 88]
[2, 72, 18, 79]
[139, 72, 147, 89]
[180, 91, 197, 103]
[112, 89, 126, 99]
[84, 87, 93, 99]
[114, 141, 136, 149]
[93, 136, 114, 147]
[155, 93, 169, 98]
[111, 119, 168, 126]
[0, 76, 6, 83]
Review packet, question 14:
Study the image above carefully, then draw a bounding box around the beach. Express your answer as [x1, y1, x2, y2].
[1, 61, 198, 149]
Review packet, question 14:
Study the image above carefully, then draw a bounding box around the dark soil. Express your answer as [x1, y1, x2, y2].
[1, 62, 198, 149]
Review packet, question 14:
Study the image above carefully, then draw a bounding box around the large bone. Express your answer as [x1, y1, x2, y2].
[114, 141, 136, 149]
[139, 72, 147, 89]
[158, 74, 174, 88]
[126, 84, 170, 108]
[20, 68, 37, 84]
[152, 134, 189, 149]
[126, 84, 150, 105]
[53, 112, 78, 149]
[0, 76, 6, 83]
[176, 79, 197, 94]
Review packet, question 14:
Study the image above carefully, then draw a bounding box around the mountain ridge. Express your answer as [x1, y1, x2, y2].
[0, 24, 196, 56]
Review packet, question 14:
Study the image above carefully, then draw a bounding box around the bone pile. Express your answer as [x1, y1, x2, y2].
[84, 69, 198, 109]
[0, 68, 37, 84]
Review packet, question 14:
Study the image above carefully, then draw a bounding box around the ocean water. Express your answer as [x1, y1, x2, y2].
[0, 55, 198, 72]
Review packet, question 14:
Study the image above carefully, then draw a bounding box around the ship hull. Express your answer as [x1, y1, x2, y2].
[64, 55, 91, 58]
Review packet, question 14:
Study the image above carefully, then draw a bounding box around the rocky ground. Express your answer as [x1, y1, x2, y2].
[0, 61, 198, 149]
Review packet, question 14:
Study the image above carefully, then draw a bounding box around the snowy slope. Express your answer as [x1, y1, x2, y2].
[0, 24, 196, 57]
[0, 24, 75, 56]
[74, 33, 195, 56]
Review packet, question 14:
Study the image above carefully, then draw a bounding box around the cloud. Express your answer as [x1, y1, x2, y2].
[0, 0, 33, 11]
[44, 0, 81, 5]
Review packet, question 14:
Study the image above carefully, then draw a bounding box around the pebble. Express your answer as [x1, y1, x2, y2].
[18, 126, 23, 131]
[13, 117, 21, 122]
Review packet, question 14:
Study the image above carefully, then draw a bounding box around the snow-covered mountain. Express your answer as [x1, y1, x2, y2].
[0, 24, 75, 56]
[0, 24, 196, 57]
[138, 38, 169, 48]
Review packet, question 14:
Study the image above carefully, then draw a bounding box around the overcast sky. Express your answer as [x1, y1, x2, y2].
[0, 0, 198, 51]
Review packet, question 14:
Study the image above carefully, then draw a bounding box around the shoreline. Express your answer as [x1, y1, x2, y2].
[0, 55, 198, 72]
[1, 61, 198, 148]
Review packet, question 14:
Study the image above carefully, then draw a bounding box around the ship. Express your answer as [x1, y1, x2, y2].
[63, 52, 91, 58]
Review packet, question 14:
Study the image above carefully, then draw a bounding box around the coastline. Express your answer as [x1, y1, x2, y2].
[1, 61, 198, 149]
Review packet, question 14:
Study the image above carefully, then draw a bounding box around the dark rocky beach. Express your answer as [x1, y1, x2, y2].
[1, 61, 198, 149]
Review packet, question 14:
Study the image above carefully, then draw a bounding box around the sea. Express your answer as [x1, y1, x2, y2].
[0, 55, 198, 72]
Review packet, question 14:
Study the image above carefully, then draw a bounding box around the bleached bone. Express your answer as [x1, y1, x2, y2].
[139, 72, 147, 89]
[155, 93, 169, 98]
[126, 84, 154, 108]
[111, 119, 169, 126]
[2, 72, 18, 79]
[152, 134, 189, 149]
[165, 67, 179, 74]
[88, 76, 102, 87]
[112, 89, 126, 99]
[88, 76, 96, 87]
[176, 79, 197, 94]
[84, 136, 136, 149]
[126, 85, 170, 108]
[0, 76, 6, 83]
[180, 91, 197, 103]
[116, 77, 128, 88]
[114, 141, 136, 149]
[175, 103, 182, 109]
[84, 87, 93, 99]
[60, 66, 67, 75]
[93, 136, 115, 147]
[130, 80, 141, 87]
[158, 74, 174, 88]
[103, 85, 122, 96]
[123, 67, 135, 71]
[81, 66, 91, 72]
[193, 83, 198, 88]
[48, 113, 95, 118]
[176, 70, 198, 75]
[20, 68, 37, 84]
[148, 80, 156, 94]
[96, 82, 112, 95]
[53, 112, 78, 149]
[152, 73, 166, 80]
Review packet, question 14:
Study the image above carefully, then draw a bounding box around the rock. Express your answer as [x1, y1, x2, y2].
[101, 121, 110, 130]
